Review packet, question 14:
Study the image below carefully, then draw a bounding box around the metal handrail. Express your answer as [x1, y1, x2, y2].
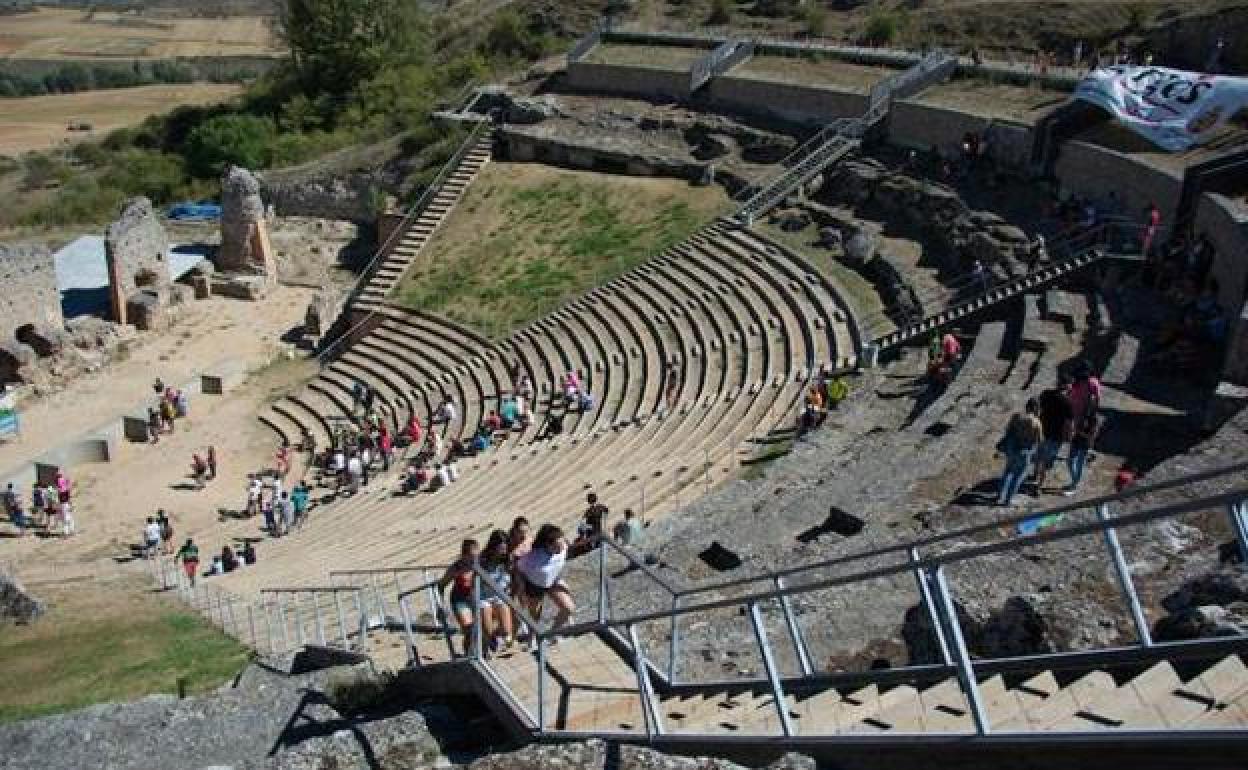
[548, 485, 1248, 639]
[318, 118, 492, 365]
[673, 460, 1248, 602]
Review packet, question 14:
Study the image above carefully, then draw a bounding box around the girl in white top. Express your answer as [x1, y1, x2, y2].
[516, 524, 575, 638]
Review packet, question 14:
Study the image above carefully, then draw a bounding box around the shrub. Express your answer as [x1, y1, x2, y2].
[707, 0, 734, 25]
[799, 4, 829, 37]
[863, 9, 901, 45]
[184, 113, 276, 177]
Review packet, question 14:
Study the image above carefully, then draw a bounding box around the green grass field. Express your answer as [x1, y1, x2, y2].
[394, 162, 731, 338]
[0, 578, 250, 723]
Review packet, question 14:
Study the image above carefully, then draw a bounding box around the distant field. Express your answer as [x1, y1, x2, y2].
[0, 83, 242, 155]
[0, 7, 281, 60]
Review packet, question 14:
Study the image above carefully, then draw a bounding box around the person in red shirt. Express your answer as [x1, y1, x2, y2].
[405, 414, 423, 453]
[378, 425, 393, 471]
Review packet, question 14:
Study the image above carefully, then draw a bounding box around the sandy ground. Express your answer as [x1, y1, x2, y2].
[0, 287, 318, 583]
[0, 84, 242, 156]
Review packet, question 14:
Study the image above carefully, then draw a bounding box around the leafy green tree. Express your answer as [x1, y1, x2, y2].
[184, 114, 276, 177]
[280, 0, 426, 94]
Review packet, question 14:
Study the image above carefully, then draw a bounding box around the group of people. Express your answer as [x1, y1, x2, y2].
[436, 494, 646, 657]
[797, 368, 852, 436]
[245, 472, 312, 537]
[994, 360, 1133, 507]
[171, 535, 257, 586]
[147, 379, 190, 443]
[4, 472, 75, 537]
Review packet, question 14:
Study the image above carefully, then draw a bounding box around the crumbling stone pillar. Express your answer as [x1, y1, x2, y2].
[104, 197, 171, 327]
[219, 166, 277, 283]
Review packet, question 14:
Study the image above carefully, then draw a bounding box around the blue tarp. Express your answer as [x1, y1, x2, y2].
[167, 202, 222, 221]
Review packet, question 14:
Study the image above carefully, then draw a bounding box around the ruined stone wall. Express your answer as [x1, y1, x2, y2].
[888, 101, 1034, 171]
[1052, 140, 1183, 224]
[0, 243, 62, 346]
[706, 76, 865, 127]
[104, 197, 170, 326]
[258, 172, 380, 223]
[563, 61, 691, 102]
[1195, 193, 1248, 318]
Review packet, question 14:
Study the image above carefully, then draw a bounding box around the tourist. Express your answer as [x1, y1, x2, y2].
[1064, 411, 1101, 497]
[515, 524, 575, 646]
[331, 447, 346, 490]
[347, 453, 363, 495]
[352, 380, 367, 413]
[433, 397, 457, 425]
[143, 516, 162, 558]
[176, 538, 200, 586]
[158, 510, 174, 555]
[291, 482, 310, 528]
[484, 410, 503, 434]
[1114, 462, 1138, 494]
[1034, 375, 1074, 492]
[438, 539, 484, 657]
[995, 398, 1043, 506]
[403, 461, 429, 494]
[537, 409, 565, 441]
[175, 389, 189, 418]
[404, 414, 424, 452]
[499, 395, 518, 430]
[275, 443, 292, 478]
[8, 494, 28, 538]
[3, 483, 18, 521]
[515, 394, 531, 428]
[970, 260, 990, 295]
[379, 426, 394, 471]
[279, 491, 295, 534]
[262, 496, 277, 536]
[578, 391, 595, 413]
[517, 374, 534, 401]
[507, 516, 531, 563]
[561, 371, 580, 406]
[241, 541, 257, 565]
[206, 445, 217, 480]
[613, 508, 644, 546]
[664, 362, 681, 412]
[479, 530, 516, 651]
[246, 474, 263, 517]
[208, 553, 225, 577]
[1142, 202, 1161, 259]
[221, 545, 240, 573]
[159, 396, 176, 433]
[59, 498, 75, 536]
[190, 453, 208, 490]
[824, 374, 850, 409]
[431, 463, 450, 491]
[43, 482, 57, 523]
[30, 483, 46, 530]
[572, 493, 609, 557]
[1068, 361, 1102, 434]
[153, 377, 165, 396]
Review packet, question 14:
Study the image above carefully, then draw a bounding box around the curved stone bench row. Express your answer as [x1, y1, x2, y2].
[244, 225, 860, 596]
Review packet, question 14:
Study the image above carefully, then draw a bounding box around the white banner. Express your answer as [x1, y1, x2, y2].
[1074, 66, 1248, 152]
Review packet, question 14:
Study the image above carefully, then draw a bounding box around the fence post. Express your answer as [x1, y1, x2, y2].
[292, 594, 306, 646]
[536, 636, 547, 734]
[471, 573, 483, 661]
[667, 593, 681, 684]
[627, 623, 665, 739]
[910, 546, 952, 665]
[334, 590, 348, 647]
[313, 593, 327, 646]
[928, 566, 989, 735]
[399, 594, 419, 666]
[1227, 500, 1248, 566]
[597, 541, 609, 625]
[747, 601, 795, 737]
[353, 589, 367, 650]
[774, 576, 814, 677]
[247, 604, 257, 648]
[1097, 503, 1153, 647]
[264, 602, 276, 653]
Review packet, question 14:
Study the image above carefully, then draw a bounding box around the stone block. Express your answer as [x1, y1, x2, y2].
[123, 414, 151, 442]
[210, 274, 269, 301]
[125, 291, 170, 332]
[191, 274, 212, 300]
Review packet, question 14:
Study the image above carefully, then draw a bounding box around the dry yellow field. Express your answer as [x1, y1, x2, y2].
[0, 7, 281, 60]
[0, 83, 242, 155]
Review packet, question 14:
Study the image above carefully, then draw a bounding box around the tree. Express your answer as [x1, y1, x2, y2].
[707, 0, 734, 25]
[280, 0, 425, 94]
[184, 114, 276, 177]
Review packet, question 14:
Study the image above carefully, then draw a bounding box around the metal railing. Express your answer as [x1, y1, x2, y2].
[259, 585, 369, 653]
[318, 118, 493, 366]
[393, 464, 1248, 738]
[689, 38, 754, 92]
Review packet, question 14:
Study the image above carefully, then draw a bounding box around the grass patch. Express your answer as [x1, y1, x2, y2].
[0, 577, 250, 723]
[759, 221, 885, 324]
[394, 163, 731, 338]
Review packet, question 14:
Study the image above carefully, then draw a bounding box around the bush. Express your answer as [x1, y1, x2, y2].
[799, 4, 829, 36]
[707, 0, 734, 25]
[184, 113, 276, 177]
[482, 8, 549, 60]
[863, 9, 901, 45]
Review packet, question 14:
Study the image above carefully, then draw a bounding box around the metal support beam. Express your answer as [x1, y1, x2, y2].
[1228, 500, 1248, 566]
[627, 623, 665, 738]
[1098, 503, 1153, 647]
[597, 542, 609, 625]
[928, 567, 990, 735]
[399, 594, 419, 666]
[471, 573, 484, 660]
[774, 576, 814, 677]
[748, 601, 796, 737]
[667, 594, 681, 684]
[334, 591, 348, 647]
[536, 637, 547, 734]
[313, 595, 327, 646]
[911, 546, 952, 665]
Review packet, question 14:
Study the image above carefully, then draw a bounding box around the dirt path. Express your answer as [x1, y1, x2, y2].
[0, 287, 317, 583]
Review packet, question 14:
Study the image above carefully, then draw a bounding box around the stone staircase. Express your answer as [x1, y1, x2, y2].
[351, 124, 495, 312]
